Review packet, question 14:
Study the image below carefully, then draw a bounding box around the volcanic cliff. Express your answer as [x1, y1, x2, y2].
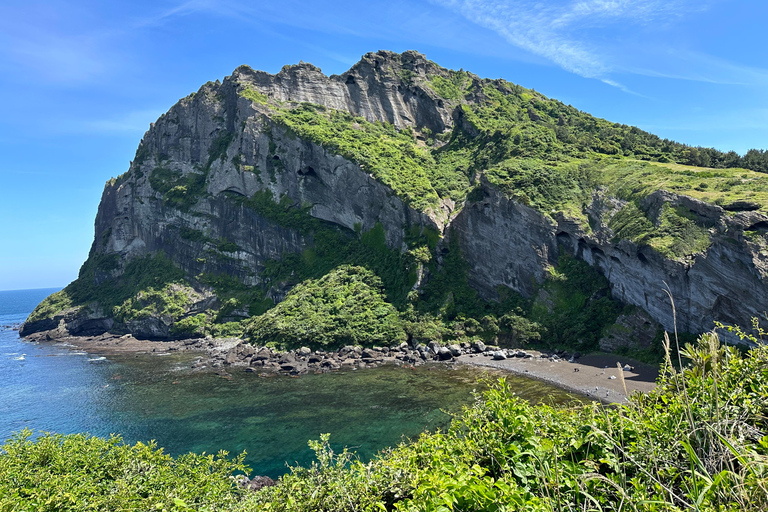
[22, 50, 768, 352]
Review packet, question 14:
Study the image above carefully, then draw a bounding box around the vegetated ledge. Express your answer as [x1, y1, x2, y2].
[2, 329, 766, 511]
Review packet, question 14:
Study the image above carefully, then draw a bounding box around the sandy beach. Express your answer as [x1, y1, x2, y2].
[458, 351, 659, 403]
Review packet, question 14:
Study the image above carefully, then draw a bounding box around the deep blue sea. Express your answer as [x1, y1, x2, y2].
[0, 288, 578, 477]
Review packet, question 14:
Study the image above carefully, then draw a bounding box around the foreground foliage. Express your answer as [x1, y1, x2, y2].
[0, 432, 246, 511]
[3, 331, 766, 511]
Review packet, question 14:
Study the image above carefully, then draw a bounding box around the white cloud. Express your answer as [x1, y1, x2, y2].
[429, 0, 704, 86]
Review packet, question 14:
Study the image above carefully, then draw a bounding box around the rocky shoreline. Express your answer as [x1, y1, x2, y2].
[24, 329, 534, 375]
[21, 328, 657, 403]
[198, 338, 536, 375]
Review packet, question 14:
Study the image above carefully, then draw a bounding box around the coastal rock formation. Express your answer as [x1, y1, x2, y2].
[22, 50, 768, 349]
[454, 182, 768, 336]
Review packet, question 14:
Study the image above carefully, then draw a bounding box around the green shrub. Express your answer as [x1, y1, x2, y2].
[245, 265, 407, 350]
[172, 313, 211, 337]
[26, 290, 74, 323]
[0, 431, 246, 511]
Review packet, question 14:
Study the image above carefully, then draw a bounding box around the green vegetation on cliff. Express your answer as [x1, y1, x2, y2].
[530, 254, 625, 351]
[25, 290, 74, 324]
[4, 332, 766, 511]
[66, 253, 187, 312]
[222, 188, 620, 353]
[149, 166, 208, 210]
[240, 85, 268, 105]
[265, 74, 767, 230]
[25, 253, 202, 337]
[113, 283, 195, 323]
[246, 266, 406, 350]
[225, 190, 422, 308]
[274, 105, 446, 211]
[609, 202, 712, 259]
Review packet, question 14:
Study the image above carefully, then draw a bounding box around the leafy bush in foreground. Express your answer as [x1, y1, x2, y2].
[0, 432, 246, 511]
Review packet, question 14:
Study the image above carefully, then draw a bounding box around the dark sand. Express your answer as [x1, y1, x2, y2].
[457, 351, 658, 403]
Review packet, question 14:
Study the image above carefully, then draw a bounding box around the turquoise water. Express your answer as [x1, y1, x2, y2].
[0, 288, 581, 478]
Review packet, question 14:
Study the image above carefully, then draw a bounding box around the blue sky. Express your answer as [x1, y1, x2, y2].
[1, 0, 766, 291]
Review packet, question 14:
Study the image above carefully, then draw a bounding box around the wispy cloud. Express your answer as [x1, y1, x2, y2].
[133, 0, 252, 28]
[429, 0, 705, 87]
[625, 49, 768, 87]
[0, 25, 107, 84]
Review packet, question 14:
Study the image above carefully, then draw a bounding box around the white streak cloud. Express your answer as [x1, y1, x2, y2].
[430, 0, 702, 86]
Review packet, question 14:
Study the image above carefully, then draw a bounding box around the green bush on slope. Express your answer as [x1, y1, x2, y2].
[0, 432, 246, 511]
[245, 265, 407, 350]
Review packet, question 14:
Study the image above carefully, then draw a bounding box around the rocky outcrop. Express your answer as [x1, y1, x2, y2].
[453, 182, 768, 338]
[599, 309, 658, 353]
[451, 178, 558, 299]
[234, 50, 456, 134]
[19, 305, 113, 339]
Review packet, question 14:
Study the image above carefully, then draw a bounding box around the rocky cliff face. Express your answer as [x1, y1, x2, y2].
[236, 50, 455, 135]
[453, 182, 768, 338]
[22, 50, 768, 348]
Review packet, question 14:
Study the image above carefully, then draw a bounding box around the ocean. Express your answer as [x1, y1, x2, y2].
[0, 287, 577, 477]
